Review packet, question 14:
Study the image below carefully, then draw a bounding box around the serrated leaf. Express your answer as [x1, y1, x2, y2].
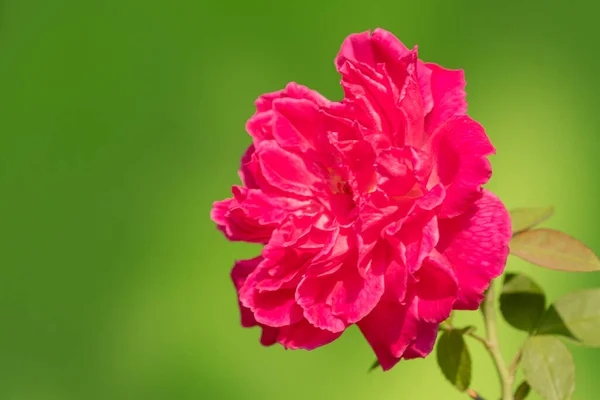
[436, 330, 471, 392]
[510, 228, 600, 272]
[515, 381, 531, 400]
[500, 273, 546, 332]
[522, 336, 575, 400]
[510, 206, 554, 236]
[536, 288, 600, 347]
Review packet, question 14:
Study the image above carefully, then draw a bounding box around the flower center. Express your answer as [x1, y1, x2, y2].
[327, 168, 352, 195]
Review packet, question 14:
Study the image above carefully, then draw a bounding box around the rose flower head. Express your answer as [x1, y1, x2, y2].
[211, 28, 511, 370]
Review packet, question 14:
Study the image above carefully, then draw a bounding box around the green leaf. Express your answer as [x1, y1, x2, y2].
[536, 288, 600, 347]
[510, 206, 554, 236]
[436, 330, 471, 392]
[368, 359, 380, 372]
[522, 336, 575, 400]
[534, 305, 579, 342]
[510, 228, 600, 272]
[514, 381, 531, 400]
[500, 273, 546, 332]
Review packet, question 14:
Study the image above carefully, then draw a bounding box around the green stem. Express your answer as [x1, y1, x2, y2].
[508, 348, 523, 381]
[481, 283, 514, 400]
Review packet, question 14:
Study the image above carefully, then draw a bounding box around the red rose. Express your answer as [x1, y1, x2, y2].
[211, 28, 511, 370]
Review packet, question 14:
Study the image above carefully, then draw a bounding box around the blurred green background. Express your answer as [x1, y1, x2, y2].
[1, 0, 599, 399]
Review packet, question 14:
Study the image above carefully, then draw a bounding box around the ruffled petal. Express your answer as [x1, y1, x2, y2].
[231, 258, 282, 346]
[296, 260, 385, 333]
[334, 28, 411, 72]
[357, 297, 426, 370]
[337, 50, 425, 148]
[437, 189, 511, 310]
[400, 212, 439, 273]
[231, 257, 263, 328]
[391, 54, 425, 147]
[211, 197, 233, 235]
[424, 63, 467, 135]
[429, 115, 495, 218]
[254, 140, 325, 198]
[338, 60, 397, 134]
[247, 82, 332, 145]
[255, 82, 330, 112]
[335, 29, 427, 147]
[414, 249, 458, 323]
[259, 327, 280, 346]
[246, 109, 274, 143]
[271, 97, 322, 154]
[401, 321, 438, 360]
[277, 319, 343, 350]
[238, 145, 259, 189]
[239, 259, 305, 327]
[329, 139, 377, 197]
[376, 148, 418, 198]
[296, 229, 385, 332]
[335, 30, 374, 68]
[378, 240, 408, 302]
[417, 62, 434, 116]
[210, 186, 312, 243]
[210, 198, 273, 243]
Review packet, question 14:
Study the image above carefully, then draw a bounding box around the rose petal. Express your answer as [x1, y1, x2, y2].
[240, 260, 305, 327]
[437, 189, 511, 310]
[424, 63, 467, 135]
[238, 145, 259, 189]
[335, 28, 411, 71]
[357, 297, 423, 370]
[231, 257, 263, 327]
[390, 53, 425, 147]
[211, 186, 313, 244]
[259, 326, 280, 346]
[255, 140, 324, 197]
[272, 98, 321, 153]
[211, 198, 232, 234]
[247, 82, 332, 146]
[335, 30, 378, 70]
[379, 241, 408, 302]
[330, 139, 377, 196]
[246, 109, 274, 143]
[415, 249, 458, 323]
[429, 115, 495, 218]
[338, 60, 396, 134]
[277, 319, 343, 350]
[297, 248, 385, 332]
[400, 213, 439, 273]
[255, 82, 330, 112]
[401, 321, 438, 359]
[210, 197, 274, 244]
